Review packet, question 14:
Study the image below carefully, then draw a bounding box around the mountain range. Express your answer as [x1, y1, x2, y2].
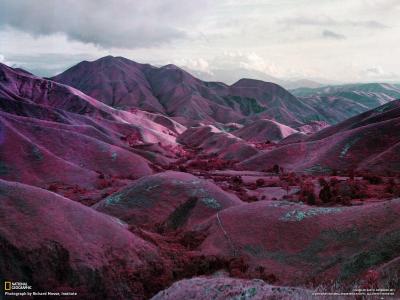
[52, 56, 400, 128]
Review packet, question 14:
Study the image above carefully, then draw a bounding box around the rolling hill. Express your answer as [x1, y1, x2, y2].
[239, 100, 400, 174]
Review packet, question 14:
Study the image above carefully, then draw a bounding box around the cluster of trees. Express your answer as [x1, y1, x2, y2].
[315, 177, 366, 205]
[297, 175, 400, 206]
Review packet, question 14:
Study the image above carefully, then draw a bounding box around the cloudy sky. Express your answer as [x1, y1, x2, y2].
[0, 0, 399, 84]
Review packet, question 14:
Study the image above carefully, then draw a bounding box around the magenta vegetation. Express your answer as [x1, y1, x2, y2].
[1, 57, 400, 299]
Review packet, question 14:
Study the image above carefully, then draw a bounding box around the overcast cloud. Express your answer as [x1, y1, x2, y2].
[281, 15, 388, 29]
[322, 30, 346, 40]
[0, 0, 210, 48]
[0, 0, 399, 83]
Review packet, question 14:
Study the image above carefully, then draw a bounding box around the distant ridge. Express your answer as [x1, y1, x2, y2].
[52, 56, 400, 127]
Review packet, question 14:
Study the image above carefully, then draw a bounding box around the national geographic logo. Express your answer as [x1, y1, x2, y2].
[4, 281, 32, 291]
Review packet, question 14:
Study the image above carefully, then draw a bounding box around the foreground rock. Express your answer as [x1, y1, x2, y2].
[151, 276, 312, 300]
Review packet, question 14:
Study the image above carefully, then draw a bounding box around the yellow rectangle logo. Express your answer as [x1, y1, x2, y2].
[4, 281, 11, 291]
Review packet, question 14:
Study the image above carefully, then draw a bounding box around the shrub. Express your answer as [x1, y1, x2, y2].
[256, 178, 265, 187]
[246, 182, 258, 190]
[363, 174, 383, 185]
[179, 230, 208, 250]
[280, 181, 290, 196]
[319, 185, 332, 203]
[348, 169, 355, 180]
[228, 257, 249, 277]
[246, 195, 258, 202]
[330, 177, 340, 186]
[186, 157, 235, 171]
[280, 172, 298, 186]
[231, 175, 243, 186]
[318, 177, 328, 187]
[385, 178, 400, 196]
[48, 184, 59, 193]
[254, 266, 278, 283]
[299, 180, 317, 205]
[178, 165, 187, 172]
[345, 179, 367, 199]
[96, 178, 113, 189]
[330, 179, 367, 204]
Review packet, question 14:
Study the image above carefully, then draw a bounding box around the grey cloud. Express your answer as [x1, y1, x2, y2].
[365, 67, 382, 75]
[355, 20, 388, 29]
[282, 16, 388, 29]
[360, 67, 398, 80]
[0, 0, 209, 49]
[364, 0, 400, 11]
[322, 30, 346, 40]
